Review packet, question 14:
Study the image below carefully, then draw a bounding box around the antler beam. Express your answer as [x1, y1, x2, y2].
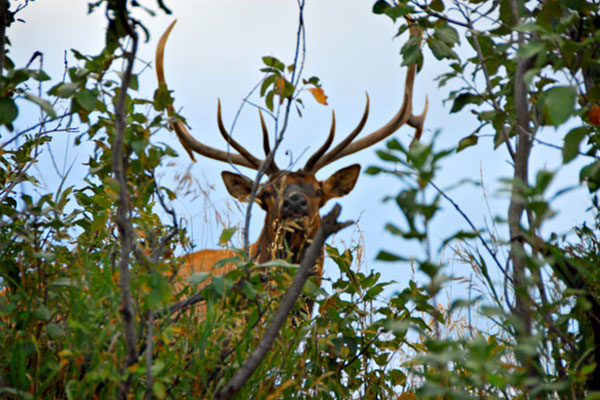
[304, 22, 428, 174]
[156, 20, 279, 176]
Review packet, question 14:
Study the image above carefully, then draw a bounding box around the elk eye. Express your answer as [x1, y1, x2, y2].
[315, 189, 323, 197]
[263, 191, 272, 199]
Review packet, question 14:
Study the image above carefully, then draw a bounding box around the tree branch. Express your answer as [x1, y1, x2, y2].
[111, 2, 139, 398]
[214, 204, 352, 399]
[508, 0, 539, 382]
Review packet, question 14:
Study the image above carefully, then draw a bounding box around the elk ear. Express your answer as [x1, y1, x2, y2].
[322, 164, 361, 201]
[221, 171, 254, 202]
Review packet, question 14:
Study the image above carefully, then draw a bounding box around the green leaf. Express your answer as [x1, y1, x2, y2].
[384, 4, 413, 20]
[242, 280, 258, 300]
[259, 259, 298, 269]
[580, 160, 600, 192]
[151, 360, 165, 376]
[434, 26, 459, 46]
[0, 97, 18, 125]
[457, 134, 478, 152]
[535, 169, 554, 193]
[75, 89, 97, 111]
[219, 227, 237, 245]
[24, 93, 57, 118]
[562, 126, 588, 163]
[364, 166, 384, 175]
[262, 56, 285, 72]
[185, 272, 210, 285]
[517, 41, 545, 59]
[372, 0, 391, 14]
[542, 86, 576, 127]
[265, 90, 275, 111]
[33, 305, 52, 322]
[46, 323, 65, 339]
[31, 70, 51, 81]
[430, 0, 444, 11]
[428, 39, 458, 60]
[389, 369, 407, 386]
[129, 74, 139, 91]
[153, 382, 166, 399]
[154, 84, 173, 111]
[376, 250, 407, 262]
[400, 34, 422, 66]
[260, 74, 278, 97]
[52, 82, 79, 98]
[450, 92, 480, 113]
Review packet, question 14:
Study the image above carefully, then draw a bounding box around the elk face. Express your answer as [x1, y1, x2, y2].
[221, 165, 360, 262]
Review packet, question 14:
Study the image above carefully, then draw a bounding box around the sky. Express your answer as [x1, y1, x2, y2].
[7, 0, 594, 303]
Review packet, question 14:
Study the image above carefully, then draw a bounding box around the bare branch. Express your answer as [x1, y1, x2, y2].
[242, 0, 307, 254]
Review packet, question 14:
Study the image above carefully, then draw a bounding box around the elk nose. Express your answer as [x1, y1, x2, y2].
[282, 193, 308, 216]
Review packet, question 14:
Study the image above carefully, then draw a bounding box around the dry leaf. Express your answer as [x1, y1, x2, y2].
[276, 76, 286, 96]
[309, 87, 328, 105]
[276, 77, 287, 104]
[398, 393, 417, 400]
[589, 105, 600, 126]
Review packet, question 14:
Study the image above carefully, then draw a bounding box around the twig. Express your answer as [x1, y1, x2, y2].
[0, 113, 73, 150]
[214, 204, 352, 399]
[242, 0, 306, 254]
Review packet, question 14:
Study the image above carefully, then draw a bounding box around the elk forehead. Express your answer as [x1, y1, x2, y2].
[264, 172, 319, 197]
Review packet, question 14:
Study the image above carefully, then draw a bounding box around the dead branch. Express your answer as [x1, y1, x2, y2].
[213, 203, 352, 400]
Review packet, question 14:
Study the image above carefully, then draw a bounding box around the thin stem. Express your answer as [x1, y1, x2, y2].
[242, 0, 306, 254]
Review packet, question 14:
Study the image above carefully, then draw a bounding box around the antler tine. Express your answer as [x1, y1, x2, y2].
[259, 110, 271, 156]
[258, 109, 280, 175]
[303, 110, 336, 172]
[156, 20, 265, 171]
[309, 21, 426, 172]
[408, 95, 429, 147]
[216, 100, 265, 170]
[308, 93, 370, 173]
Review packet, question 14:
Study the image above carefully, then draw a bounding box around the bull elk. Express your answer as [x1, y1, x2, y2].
[156, 20, 427, 315]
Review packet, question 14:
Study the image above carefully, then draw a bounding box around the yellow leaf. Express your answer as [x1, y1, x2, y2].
[276, 77, 286, 96]
[309, 87, 328, 105]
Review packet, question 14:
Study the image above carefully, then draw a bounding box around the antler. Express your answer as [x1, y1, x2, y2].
[303, 21, 428, 174]
[156, 20, 280, 176]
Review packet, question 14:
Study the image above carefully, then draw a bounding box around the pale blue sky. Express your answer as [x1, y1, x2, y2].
[7, 0, 593, 303]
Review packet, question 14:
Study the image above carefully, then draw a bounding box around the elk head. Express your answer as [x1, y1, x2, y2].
[156, 19, 427, 276]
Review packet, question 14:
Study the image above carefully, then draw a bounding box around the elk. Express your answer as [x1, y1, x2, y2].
[156, 20, 427, 314]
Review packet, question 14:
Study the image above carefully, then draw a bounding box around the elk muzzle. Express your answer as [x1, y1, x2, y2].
[282, 192, 309, 219]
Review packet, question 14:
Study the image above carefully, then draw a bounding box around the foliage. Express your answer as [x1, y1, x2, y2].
[3, 0, 600, 398]
[0, 1, 418, 398]
[368, 0, 600, 398]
